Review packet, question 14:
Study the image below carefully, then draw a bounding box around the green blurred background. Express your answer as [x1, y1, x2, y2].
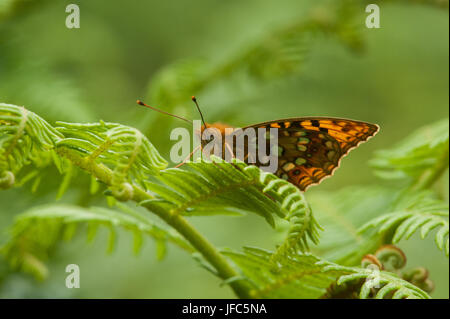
[0, 0, 448, 298]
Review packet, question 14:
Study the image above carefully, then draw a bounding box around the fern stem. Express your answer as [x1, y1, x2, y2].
[411, 143, 449, 192]
[132, 186, 253, 298]
[56, 146, 253, 298]
[3, 106, 28, 161]
[57, 146, 113, 185]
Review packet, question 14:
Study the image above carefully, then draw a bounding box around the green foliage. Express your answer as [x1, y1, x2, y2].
[0, 103, 63, 189]
[2, 104, 320, 256]
[0, 60, 95, 123]
[308, 188, 449, 265]
[143, 156, 320, 253]
[382, 0, 449, 8]
[56, 121, 168, 196]
[1, 104, 321, 297]
[2, 204, 193, 280]
[141, 1, 365, 135]
[222, 247, 338, 299]
[142, 0, 448, 129]
[0, 0, 28, 19]
[371, 118, 449, 184]
[320, 261, 431, 299]
[0, 102, 448, 298]
[303, 119, 449, 267]
[359, 191, 449, 256]
[307, 186, 398, 265]
[222, 246, 430, 299]
[0, 0, 448, 299]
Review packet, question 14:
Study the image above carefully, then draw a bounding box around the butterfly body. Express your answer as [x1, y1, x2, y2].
[201, 117, 379, 191]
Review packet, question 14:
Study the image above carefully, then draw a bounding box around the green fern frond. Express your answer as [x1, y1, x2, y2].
[0, 103, 63, 189]
[143, 156, 320, 252]
[359, 192, 449, 256]
[223, 247, 430, 299]
[1, 204, 193, 280]
[271, 191, 321, 260]
[306, 186, 398, 265]
[222, 247, 338, 299]
[370, 118, 449, 185]
[55, 121, 168, 194]
[320, 262, 431, 299]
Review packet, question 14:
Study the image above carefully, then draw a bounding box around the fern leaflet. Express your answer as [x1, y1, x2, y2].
[359, 192, 449, 256]
[1, 204, 193, 280]
[143, 156, 320, 253]
[320, 261, 431, 299]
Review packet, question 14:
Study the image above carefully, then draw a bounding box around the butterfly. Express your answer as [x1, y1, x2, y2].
[137, 98, 379, 192]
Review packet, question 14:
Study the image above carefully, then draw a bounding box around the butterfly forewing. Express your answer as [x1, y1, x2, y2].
[242, 117, 379, 191]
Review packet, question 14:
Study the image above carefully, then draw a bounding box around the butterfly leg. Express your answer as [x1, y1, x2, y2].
[244, 150, 256, 163]
[175, 144, 201, 168]
[224, 141, 235, 161]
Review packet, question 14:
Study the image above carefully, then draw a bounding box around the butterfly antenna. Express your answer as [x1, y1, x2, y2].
[191, 96, 207, 128]
[137, 100, 192, 124]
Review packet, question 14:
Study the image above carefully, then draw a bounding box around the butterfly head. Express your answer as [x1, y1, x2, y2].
[200, 122, 234, 134]
[195, 122, 234, 146]
[189, 96, 234, 143]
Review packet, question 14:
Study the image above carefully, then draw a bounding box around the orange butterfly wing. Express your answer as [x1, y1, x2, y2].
[244, 117, 379, 191]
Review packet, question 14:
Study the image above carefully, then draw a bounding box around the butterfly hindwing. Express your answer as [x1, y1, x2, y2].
[243, 117, 379, 191]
